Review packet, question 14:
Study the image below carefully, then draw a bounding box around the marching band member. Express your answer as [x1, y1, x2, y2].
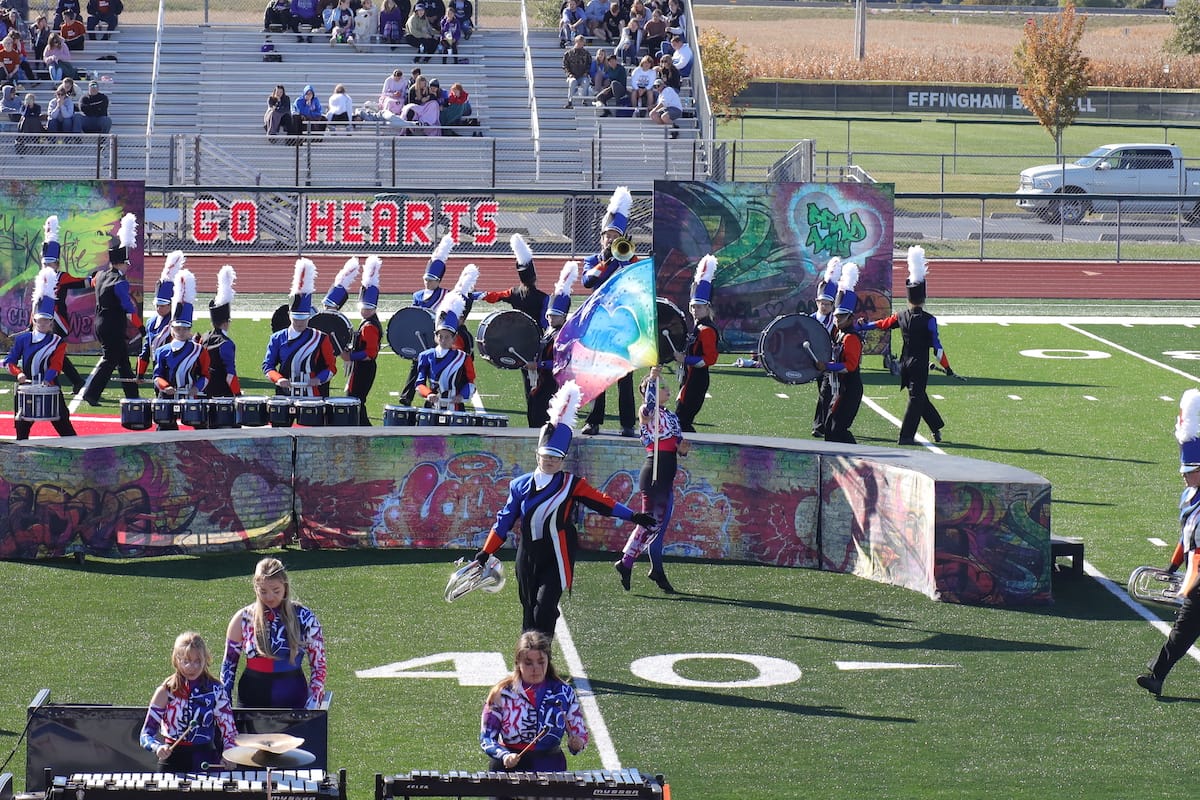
[449, 262, 481, 360]
[615, 365, 688, 594]
[526, 260, 577, 427]
[810, 256, 840, 438]
[80, 213, 143, 406]
[857, 246, 961, 445]
[141, 631, 237, 773]
[138, 251, 183, 384]
[816, 264, 863, 445]
[344, 256, 383, 425]
[152, 269, 210, 431]
[39, 215, 87, 395]
[473, 380, 657, 637]
[674, 254, 718, 433]
[580, 186, 637, 437]
[5, 267, 77, 440]
[475, 234, 551, 329]
[201, 265, 241, 399]
[480, 630, 588, 773]
[262, 258, 338, 399]
[415, 292, 475, 410]
[223, 557, 327, 710]
[399, 234, 454, 405]
[321, 256, 360, 316]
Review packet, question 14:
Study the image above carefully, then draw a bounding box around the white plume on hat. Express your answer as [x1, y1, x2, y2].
[33, 266, 58, 308]
[361, 256, 382, 288]
[333, 257, 360, 290]
[162, 251, 185, 283]
[118, 213, 138, 248]
[555, 260, 579, 297]
[607, 186, 632, 217]
[436, 290, 465, 327]
[44, 215, 59, 242]
[1177, 389, 1200, 445]
[291, 258, 317, 296]
[453, 263, 480, 296]
[547, 380, 582, 429]
[510, 234, 533, 265]
[432, 233, 455, 262]
[173, 269, 197, 307]
[839, 261, 860, 292]
[823, 256, 843, 284]
[214, 264, 236, 307]
[906, 246, 928, 284]
[695, 254, 717, 285]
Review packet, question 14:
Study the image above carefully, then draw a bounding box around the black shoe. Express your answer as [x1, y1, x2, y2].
[581, 423, 599, 435]
[619, 427, 636, 438]
[82, 396, 101, 407]
[564, 101, 574, 109]
[897, 437, 917, 446]
[932, 428, 943, 443]
[811, 428, 824, 438]
[614, 561, 631, 591]
[72, 381, 86, 395]
[647, 569, 676, 594]
[1137, 674, 1163, 696]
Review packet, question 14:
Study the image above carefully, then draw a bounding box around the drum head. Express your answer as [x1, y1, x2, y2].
[476, 310, 540, 369]
[656, 298, 687, 365]
[386, 306, 436, 359]
[758, 314, 834, 385]
[309, 311, 354, 353]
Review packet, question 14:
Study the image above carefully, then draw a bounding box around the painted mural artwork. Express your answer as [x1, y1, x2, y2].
[652, 181, 895, 353]
[0, 180, 145, 351]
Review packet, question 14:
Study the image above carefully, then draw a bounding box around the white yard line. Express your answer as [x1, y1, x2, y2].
[554, 613, 622, 770]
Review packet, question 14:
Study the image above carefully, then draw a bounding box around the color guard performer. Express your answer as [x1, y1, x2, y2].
[473, 380, 657, 637]
[201, 265, 241, 398]
[810, 257, 840, 437]
[262, 259, 338, 399]
[80, 213, 143, 406]
[399, 235, 454, 405]
[673, 254, 718, 433]
[526, 260, 578, 427]
[39, 215, 88, 395]
[152, 269, 210, 431]
[5, 267, 77, 440]
[344, 256, 383, 425]
[137, 251, 183, 385]
[816, 264, 863, 445]
[415, 292, 475, 410]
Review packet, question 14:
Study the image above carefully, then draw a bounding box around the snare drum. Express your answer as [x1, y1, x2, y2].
[236, 396, 269, 427]
[208, 397, 238, 429]
[180, 399, 209, 428]
[267, 396, 294, 427]
[477, 413, 507, 427]
[448, 410, 474, 426]
[476, 310, 541, 369]
[16, 385, 60, 421]
[295, 398, 327, 427]
[383, 405, 416, 426]
[120, 398, 153, 431]
[326, 397, 361, 426]
[152, 398, 178, 426]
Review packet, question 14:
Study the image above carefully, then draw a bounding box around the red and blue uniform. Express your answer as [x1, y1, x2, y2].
[345, 315, 382, 425]
[675, 319, 717, 432]
[262, 328, 338, 399]
[861, 308, 951, 442]
[623, 380, 684, 573]
[823, 328, 863, 444]
[4, 329, 76, 440]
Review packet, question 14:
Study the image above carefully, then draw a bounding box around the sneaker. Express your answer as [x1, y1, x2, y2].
[614, 561, 632, 591]
[647, 569, 676, 594]
[592, 100, 603, 107]
[1137, 674, 1163, 696]
[581, 423, 599, 435]
[932, 428, 943, 443]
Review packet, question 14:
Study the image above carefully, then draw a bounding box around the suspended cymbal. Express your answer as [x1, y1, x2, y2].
[223, 746, 316, 769]
[234, 733, 305, 753]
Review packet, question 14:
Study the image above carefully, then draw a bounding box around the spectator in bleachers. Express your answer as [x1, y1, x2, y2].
[629, 53, 655, 116]
[290, 0, 321, 39]
[79, 78, 109, 132]
[60, 9, 86, 52]
[16, 91, 43, 151]
[399, 76, 440, 133]
[648, 77, 680, 136]
[656, 50, 679, 90]
[561, 34, 589, 109]
[53, 0, 80, 30]
[641, 7, 666, 60]
[444, 80, 471, 118]
[669, 33, 691, 77]
[264, 83, 294, 140]
[592, 52, 626, 116]
[439, 7, 464, 64]
[404, 4, 437, 63]
[379, 67, 405, 111]
[60, 75, 78, 97]
[1, 84, 19, 120]
[600, 2, 625, 46]
[588, 46, 608, 93]
[326, 83, 352, 132]
[4, 9, 29, 43]
[86, 0, 121, 40]
[584, 0, 606, 40]
[0, 36, 21, 84]
[2, 32, 34, 82]
[30, 15, 50, 63]
[558, 0, 586, 48]
[293, 84, 326, 135]
[448, 0, 472, 39]
[629, 0, 649, 25]
[264, 0, 292, 31]
[421, 0, 446, 27]
[355, 0, 379, 41]
[323, 0, 355, 43]
[378, 0, 406, 46]
[613, 17, 638, 65]
[47, 84, 82, 134]
[405, 72, 431, 105]
[664, 0, 685, 39]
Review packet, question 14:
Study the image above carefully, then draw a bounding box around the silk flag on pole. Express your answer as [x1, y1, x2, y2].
[553, 256, 658, 405]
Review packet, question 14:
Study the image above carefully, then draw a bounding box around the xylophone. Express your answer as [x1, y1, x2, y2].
[376, 769, 667, 799]
[48, 769, 345, 800]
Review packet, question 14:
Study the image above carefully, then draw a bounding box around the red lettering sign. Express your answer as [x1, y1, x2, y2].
[192, 199, 221, 244]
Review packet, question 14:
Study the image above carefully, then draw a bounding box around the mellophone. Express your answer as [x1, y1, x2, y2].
[376, 769, 667, 799]
[120, 397, 363, 431]
[382, 405, 508, 428]
[46, 769, 345, 800]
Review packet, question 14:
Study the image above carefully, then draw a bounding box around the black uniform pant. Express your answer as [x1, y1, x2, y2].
[13, 389, 76, 440]
[516, 551, 564, 638]
[84, 323, 138, 402]
[825, 378, 862, 445]
[347, 360, 377, 426]
[675, 365, 709, 433]
[1148, 586, 1200, 682]
[813, 374, 831, 435]
[399, 359, 420, 406]
[898, 366, 943, 441]
[585, 372, 635, 430]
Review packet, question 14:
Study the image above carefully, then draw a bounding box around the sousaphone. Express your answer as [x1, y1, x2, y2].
[444, 555, 506, 602]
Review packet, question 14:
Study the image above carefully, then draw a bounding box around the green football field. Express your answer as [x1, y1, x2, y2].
[2, 309, 1199, 799]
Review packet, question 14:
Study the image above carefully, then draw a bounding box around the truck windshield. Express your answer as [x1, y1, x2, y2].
[1074, 147, 1114, 167]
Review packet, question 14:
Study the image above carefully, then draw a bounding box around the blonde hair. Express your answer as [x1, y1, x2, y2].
[164, 631, 217, 695]
[252, 557, 302, 660]
[485, 631, 564, 705]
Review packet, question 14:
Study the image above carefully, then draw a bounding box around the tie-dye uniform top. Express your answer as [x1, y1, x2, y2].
[222, 604, 326, 708]
[139, 677, 237, 753]
[480, 678, 588, 760]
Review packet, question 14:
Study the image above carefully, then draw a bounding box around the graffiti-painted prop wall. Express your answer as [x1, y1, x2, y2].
[652, 181, 894, 354]
[0, 430, 1051, 606]
[0, 181, 145, 351]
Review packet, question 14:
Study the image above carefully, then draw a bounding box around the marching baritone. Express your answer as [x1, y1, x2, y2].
[152, 270, 210, 431]
[262, 258, 338, 399]
[344, 256, 384, 425]
[5, 267, 77, 440]
[201, 264, 241, 398]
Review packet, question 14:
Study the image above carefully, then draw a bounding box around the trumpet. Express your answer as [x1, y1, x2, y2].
[1128, 565, 1183, 607]
[608, 236, 635, 263]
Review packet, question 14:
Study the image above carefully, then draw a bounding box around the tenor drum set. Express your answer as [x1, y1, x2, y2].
[382, 404, 508, 428]
[118, 396, 362, 431]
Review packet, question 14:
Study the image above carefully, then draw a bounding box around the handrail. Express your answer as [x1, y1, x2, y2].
[145, 0, 166, 139]
[518, 0, 541, 181]
[683, 4, 711, 143]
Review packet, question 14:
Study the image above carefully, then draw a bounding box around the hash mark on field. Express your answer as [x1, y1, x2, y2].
[1008, 394, 1022, 400]
[931, 394, 944, 400]
[835, 661, 959, 671]
[1148, 537, 1168, 547]
[1162, 396, 1175, 402]
[1083, 395, 1098, 401]
[775, 393, 790, 399]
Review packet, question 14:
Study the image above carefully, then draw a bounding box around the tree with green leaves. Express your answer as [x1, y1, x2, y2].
[1013, 3, 1092, 158]
[699, 29, 750, 118]
[1166, 0, 1200, 55]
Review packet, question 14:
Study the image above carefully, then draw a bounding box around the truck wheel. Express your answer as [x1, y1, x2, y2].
[1054, 191, 1088, 225]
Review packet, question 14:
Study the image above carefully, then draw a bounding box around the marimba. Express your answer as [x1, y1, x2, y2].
[48, 769, 345, 800]
[376, 769, 667, 799]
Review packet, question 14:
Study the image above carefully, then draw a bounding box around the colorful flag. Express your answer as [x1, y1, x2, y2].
[553, 256, 658, 405]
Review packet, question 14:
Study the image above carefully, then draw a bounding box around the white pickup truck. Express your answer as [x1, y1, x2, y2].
[1015, 143, 1200, 223]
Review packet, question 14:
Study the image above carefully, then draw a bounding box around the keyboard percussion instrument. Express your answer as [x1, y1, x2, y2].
[45, 769, 344, 800]
[376, 769, 668, 799]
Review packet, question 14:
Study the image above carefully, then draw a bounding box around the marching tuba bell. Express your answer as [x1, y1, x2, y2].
[445, 555, 506, 603]
[1128, 565, 1183, 607]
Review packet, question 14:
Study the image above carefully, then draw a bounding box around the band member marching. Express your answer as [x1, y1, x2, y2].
[816, 264, 863, 445]
[5, 267, 77, 440]
[138, 251, 184, 385]
[344, 256, 383, 426]
[473, 380, 657, 637]
[153, 270, 210, 431]
[810, 256, 840, 438]
[526, 260, 578, 427]
[416, 292, 475, 411]
[673, 254, 719, 433]
[201, 265, 241, 399]
[581, 186, 637, 437]
[262, 258, 338, 399]
[321, 257, 360, 315]
[399, 235, 454, 405]
[39, 215, 88, 395]
[80, 213, 143, 406]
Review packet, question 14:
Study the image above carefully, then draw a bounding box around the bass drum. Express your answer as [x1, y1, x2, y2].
[476, 310, 540, 369]
[758, 313, 834, 385]
[386, 306, 436, 360]
[656, 298, 687, 365]
[309, 310, 354, 354]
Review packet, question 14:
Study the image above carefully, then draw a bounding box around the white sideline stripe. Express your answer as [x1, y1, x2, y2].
[554, 612, 621, 770]
[1063, 323, 1200, 384]
[1085, 561, 1200, 666]
[1148, 538, 1168, 547]
[835, 661, 958, 671]
[860, 396, 945, 454]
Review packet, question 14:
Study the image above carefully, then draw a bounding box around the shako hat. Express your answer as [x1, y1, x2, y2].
[425, 234, 454, 281]
[906, 245, 928, 305]
[323, 257, 360, 310]
[32, 266, 59, 320]
[834, 262, 860, 316]
[41, 216, 60, 265]
[817, 256, 841, 303]
[109, 213, 137, 265]
[551, 260, 579, 317]
[289, 258, 317, 318]
[359, 256, 382, 308]
[209, 264, 236, 326]
[538, 380, 583, 457]
[1178, 388, 1200, 473]
[691, 254, 717, 305]
[157, 251, 186, 305]
[172, 269, 197, 327]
